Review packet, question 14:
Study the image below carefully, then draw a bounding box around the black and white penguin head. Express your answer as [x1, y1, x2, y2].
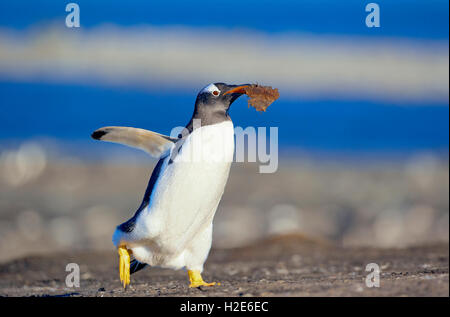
[186, 83, 250, 129]
[195, 83, 250, 112]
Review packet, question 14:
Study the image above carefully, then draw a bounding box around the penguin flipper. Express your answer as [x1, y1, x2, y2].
[91, 126, 176, 158]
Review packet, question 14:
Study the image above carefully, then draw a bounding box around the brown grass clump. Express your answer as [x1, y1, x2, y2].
[244, 84, 279, 112]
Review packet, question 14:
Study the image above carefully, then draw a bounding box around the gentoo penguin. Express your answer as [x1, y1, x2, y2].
[92, 83, 250, 288]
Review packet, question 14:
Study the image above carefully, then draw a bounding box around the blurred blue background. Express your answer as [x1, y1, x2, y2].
[0, 1, 448, 260]
[1, 0, 448, 38]
[0, 0, 448, 154]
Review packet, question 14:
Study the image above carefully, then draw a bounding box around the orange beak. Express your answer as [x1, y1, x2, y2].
[223, 85, 250, 96]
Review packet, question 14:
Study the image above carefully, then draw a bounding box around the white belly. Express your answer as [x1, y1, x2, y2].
[128, 121, 234, 268]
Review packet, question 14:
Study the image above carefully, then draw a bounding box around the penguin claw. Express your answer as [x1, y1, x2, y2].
[188, 270, 220, 288]
[189, 281, 218, 288]
[118, 246, 131, 289]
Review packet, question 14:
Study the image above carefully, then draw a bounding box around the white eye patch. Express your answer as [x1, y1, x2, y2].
[200, 83, 220, 96]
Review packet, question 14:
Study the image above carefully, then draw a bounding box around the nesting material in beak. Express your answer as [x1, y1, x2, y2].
[244, 84, 279, 112]
[224, 84, 280, 112]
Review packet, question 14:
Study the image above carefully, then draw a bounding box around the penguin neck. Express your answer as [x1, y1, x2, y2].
[185, 103, 231, 133]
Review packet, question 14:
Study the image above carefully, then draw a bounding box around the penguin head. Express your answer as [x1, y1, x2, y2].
[195, 83, 250, 113]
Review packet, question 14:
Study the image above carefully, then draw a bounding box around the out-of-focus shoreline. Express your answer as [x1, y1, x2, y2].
[0, 142, 448, 262]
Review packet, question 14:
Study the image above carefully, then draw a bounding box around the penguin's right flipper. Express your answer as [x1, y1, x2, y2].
[130, 259, 148, 274]
[91, 126, 177, 158]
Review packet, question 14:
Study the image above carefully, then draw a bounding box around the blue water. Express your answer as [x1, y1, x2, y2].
[0, 81, 448, 153]
[0, 0, 448, 40]
[0, 1, 448, 154]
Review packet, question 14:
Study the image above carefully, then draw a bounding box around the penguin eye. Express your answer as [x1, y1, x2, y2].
[212, 90, 220, 96]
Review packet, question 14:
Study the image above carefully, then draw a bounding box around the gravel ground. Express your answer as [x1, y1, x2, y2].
[0, 235, 448, 297]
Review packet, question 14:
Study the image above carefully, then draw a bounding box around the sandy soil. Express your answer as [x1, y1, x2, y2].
[0, 235, 448, 297]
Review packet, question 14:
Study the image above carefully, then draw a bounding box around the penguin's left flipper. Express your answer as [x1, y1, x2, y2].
[91, 126, 177, 158]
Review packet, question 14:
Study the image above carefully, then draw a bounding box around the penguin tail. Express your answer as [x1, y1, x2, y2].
[130, 259, 148, 275]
